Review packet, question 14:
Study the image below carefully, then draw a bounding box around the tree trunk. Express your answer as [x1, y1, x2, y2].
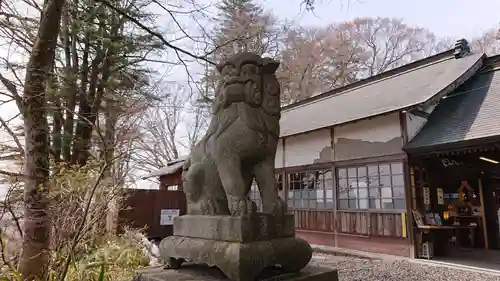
[60, 4, 79, 163]
[98, 103, 117, 234]
[18, 0, 66, 280]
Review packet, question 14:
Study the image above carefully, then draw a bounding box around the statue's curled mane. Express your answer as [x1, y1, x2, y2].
[201, 55, 281, 149]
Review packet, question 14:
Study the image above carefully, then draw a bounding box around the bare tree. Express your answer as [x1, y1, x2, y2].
[278, 25, 363, 104]
[341, 17, 446, 77]
[278, 17, 453, 104]
[183, 100, 208, 150]
[17, 0, 66, 279]
[132, 84, 189, 174]
[472, 26, 500, 55]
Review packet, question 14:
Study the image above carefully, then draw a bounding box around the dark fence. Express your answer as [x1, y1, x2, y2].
[118, 189, 187, 240]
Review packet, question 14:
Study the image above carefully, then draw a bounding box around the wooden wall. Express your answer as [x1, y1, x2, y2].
[118, 189, 187, 240]
[293, 209, 410, 257]
[159, 170, 183, 190]
[292, 210, 406, 238]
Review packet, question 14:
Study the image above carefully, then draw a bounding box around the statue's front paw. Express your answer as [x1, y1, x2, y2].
[271, 197, 286, 217]
[205, 198, 221, 215]
[228, 197, 256, 217]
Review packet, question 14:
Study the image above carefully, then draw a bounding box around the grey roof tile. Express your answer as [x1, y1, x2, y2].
[405, 67, 500, 151]
[279, 53, 484, 137]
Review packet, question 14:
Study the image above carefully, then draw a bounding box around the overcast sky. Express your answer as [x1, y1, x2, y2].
[263, 0, 500, 39]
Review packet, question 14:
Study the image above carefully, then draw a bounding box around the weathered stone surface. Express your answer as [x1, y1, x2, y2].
[159, 236, 313, 281]
[151, 52, 314, 281]
[173, 213, 295, 242]
[181, 52, 285, 217]
[133, 264, 337, 281]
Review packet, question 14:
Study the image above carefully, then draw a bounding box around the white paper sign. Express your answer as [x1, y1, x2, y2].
[423, 187, 430, 205]
[160, 209, 180, 226]
[437, 188, 444, 205]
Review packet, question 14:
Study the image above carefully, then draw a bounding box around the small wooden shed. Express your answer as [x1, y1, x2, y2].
[142, 157, 187, 191]
[118, 157, 189, 240]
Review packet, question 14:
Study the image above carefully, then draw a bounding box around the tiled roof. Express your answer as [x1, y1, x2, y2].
[279, 52, 485, 137]
[405, 61, 500, 151]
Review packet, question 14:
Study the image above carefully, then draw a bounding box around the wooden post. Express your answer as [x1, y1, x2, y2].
[405, 163, 416, 258]
[478, 177, 489, 249]
[332, 164, 339, 248]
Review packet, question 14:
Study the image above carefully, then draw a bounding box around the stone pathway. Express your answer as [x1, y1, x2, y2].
[310, 253, 500, 281]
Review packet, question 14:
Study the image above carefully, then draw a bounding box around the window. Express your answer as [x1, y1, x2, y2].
[286, 169, 333, 210]
[167, 185, 179, 191]
[337, 162, 405, 211]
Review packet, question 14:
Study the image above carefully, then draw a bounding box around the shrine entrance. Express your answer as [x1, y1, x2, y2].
[408, 147, 500, 270]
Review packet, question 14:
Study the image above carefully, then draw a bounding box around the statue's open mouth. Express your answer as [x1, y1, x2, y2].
[225, 76, 255, 87]
[224, 82, 245, 98]
[223, 76, 260, 103]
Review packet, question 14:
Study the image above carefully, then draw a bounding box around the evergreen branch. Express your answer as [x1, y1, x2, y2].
[95, 0, 216, 65]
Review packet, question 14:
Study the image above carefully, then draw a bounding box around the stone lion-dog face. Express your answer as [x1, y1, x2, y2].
[183, 52, 284, 217]
[214, 52, 281, 118]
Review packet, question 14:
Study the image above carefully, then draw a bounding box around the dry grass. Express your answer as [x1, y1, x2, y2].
[0, 161, 151, 281]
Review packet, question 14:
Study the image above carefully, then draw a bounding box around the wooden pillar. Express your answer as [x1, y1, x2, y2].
[400, 111, 416, 258]
[281, 171, 287, 210]
[404, 162, 416, 258]
[332, 163, 339, 248]
[478, 177, 489, 249]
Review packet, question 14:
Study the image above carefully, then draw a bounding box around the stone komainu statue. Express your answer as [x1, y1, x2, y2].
[182, 52, 285, 217]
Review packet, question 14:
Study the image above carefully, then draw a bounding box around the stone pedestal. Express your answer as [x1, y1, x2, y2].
[158, 213, 314, 281]
[133, 264, 338, 281]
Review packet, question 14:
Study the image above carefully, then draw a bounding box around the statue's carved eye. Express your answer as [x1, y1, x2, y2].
[241, 64, 257, 75]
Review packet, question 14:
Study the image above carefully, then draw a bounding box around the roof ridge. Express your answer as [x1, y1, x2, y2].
[279, 52, 485, 137]
[282, 48, 456, 111]
[282, 54, 456, 113]
[404, 56, 500, 153]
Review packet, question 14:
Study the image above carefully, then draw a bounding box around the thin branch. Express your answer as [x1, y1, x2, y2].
[0, 184, 23, 237]
[96, 0, 216, 65]
[0, 116, 24, 156]
[0, 169, 37, 179]
[0, 73, 22, 109]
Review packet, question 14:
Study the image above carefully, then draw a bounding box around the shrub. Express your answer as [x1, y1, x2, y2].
[1, 161, 150, 281]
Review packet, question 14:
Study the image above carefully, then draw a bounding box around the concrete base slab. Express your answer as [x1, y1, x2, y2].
[133, 264, 339, 281]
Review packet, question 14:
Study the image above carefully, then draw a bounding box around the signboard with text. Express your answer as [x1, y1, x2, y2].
[160, 209, 180, 226]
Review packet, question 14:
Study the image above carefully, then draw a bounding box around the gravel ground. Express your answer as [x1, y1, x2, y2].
[310, 253, 500, 281]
